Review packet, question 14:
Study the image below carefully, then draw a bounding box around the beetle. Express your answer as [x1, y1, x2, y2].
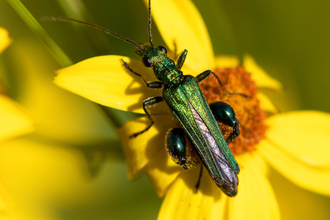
[44, 0, 245, 197]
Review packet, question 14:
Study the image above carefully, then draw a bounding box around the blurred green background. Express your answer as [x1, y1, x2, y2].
[0, 0, 329, 219]
[4, 0, 330, 112]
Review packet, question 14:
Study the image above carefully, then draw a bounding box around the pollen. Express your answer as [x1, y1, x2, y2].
[199, 66, 267, 155]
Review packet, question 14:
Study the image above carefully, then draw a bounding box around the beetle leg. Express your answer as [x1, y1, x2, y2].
[166, 128, 199, 170]
[227, 122, 240, 145]
[210, 101, 240, 145]
[122, 59, 163, 89]
[195, 164, 203, 193]
[196, 70, 248, 98]
[176, 49, 188, 70]
[130, 96, 164, 138]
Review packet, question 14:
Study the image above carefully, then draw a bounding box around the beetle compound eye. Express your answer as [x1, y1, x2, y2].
[142, 56, 152, 67]
[158, 45, 167, 54]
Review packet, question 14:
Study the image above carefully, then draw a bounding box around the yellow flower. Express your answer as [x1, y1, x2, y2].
[0, 27, 34, 216]
[0, 29, 118, 219]
[54, 0, 330, 219]
[0, 28, 12, 54]
[0, 28, 34, 142]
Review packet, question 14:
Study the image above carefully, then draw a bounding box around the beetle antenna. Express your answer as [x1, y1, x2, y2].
[42, 17, 146, 53]
[147, 0, 155, 48]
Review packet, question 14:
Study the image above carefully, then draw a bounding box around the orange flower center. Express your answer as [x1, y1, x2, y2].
[199, 66, 267, 155]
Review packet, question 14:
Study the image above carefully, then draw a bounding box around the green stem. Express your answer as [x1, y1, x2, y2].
[6, 0, 72, 67]
[6, 0, 125, 128]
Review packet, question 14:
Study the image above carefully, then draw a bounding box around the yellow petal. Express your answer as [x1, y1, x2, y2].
[270, 168, 330, 220]
[118, 115, 176, 180]
[260, 111, 330, 195]
[144, 152, 181, 197]
[257, 92, 278, 114]
[0, 138, 87, 201]
[0, 136, 140, 219]
[55, 55, 161, 114]
[0, 181, 12, 216]
[0, 94, 34, 141]
[158, 165, 227, 220]
[214, 55, 240, 68]
[12, 41, 115, 145]
[0, 28, 12, 54]
[259, 139, 330, 196]
[228, 152, 280, 220]
[146, 0, 214, 73]
[243, 55, 282, 90]
[266, 111, 330, 168]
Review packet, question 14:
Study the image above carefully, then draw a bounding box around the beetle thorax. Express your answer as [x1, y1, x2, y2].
[153, 57, 183, 87]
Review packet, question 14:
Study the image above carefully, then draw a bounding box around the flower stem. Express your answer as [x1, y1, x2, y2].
[6, 0, 72, 67]
[6, 0, 128, 129]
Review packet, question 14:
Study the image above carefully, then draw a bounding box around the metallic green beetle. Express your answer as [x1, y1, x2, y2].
[126, 0, 242, 197]
[45, 0, 243, 197]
